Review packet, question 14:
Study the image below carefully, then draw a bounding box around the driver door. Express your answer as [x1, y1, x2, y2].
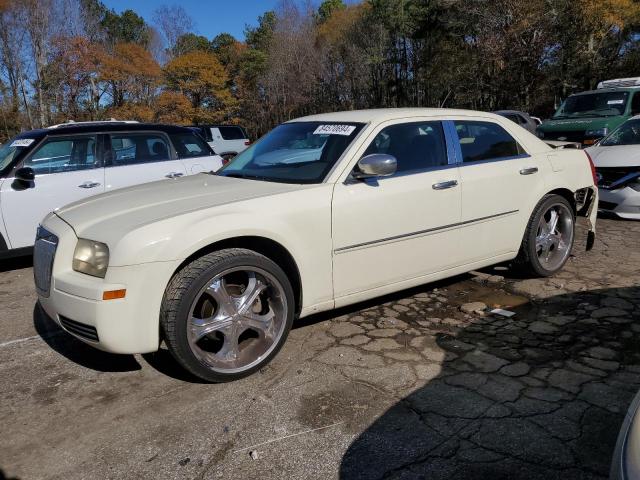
[331, 120, 462, 302]
[0, 135, 104, 248]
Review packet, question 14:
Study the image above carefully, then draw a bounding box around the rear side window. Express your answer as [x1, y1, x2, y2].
[363, 121, 448, 175]
[631, 93, 640, 115]
[170, 133, 212, 158]
[217, 126, 246, 140]
[454, 121, 524, 163]
[24, 136, 97, 174]
[107, 133, 170, 166]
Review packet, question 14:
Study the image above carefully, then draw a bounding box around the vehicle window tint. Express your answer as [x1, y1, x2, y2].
[24, 136, 97, 174]
[363, 121, 448, 175]
[504, 114, 519, 124]
[108, 133, 170, 166]
[170, 133, 211, 158]
[454, 121, 523, 163]
[217, 126, 245, 140]
[632, 94, 640, 115]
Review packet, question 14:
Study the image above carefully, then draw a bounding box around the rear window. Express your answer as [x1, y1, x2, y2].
[455, 121, 524, 162]
[171, 133, 212, 158]
[217, 126, 246, 140]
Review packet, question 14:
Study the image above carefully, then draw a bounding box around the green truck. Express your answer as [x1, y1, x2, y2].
[537, 77, 640, 147]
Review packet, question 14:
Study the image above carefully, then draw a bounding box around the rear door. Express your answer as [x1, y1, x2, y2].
[169, 131, 223, 173]
[103, 131, 187, 192]
[0, 135, 104, 248]
[452, 119, 549, 263]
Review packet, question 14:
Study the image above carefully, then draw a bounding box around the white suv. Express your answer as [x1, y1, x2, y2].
[35, 109, 598, 383]
[190, 125, 250, 162]
[0, 121, 223, 255]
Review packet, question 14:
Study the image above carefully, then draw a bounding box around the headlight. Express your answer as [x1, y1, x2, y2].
[73, 239, 109, 278]
[585, 128, 608, 137]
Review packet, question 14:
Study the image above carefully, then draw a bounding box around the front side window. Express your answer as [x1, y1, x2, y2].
[363, 121, 448, 174]
[554, 92, 629, 118]
[455, 121, 523, 163]
[24, 136, 97, 174]
[631, 93, 640, 116]
[600, 119, 640, 146]
[171, 133, 212, 158]
[218, 121, 364, 184]
[108, 133, 170, 166]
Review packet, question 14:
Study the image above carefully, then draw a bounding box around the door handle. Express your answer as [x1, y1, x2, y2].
[165, 172, 184, 179]
[519, 167, 538, 175]
[432, 180, 458, 190]
[78, 181, 101, 189]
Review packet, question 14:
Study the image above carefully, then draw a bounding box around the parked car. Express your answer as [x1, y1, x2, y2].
[611, 387, 640, 480]
[493, 110, 538, 134]
[587, 116, 640, 219]
[189, 124, 250, 162]
[537, 77, 640, 147]
[0, 120, 223, 256]
[34, 109, 598, 382]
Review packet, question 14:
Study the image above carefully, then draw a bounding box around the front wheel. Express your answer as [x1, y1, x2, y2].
[516, 194, 575, 277]
[160, 248, 294, 382]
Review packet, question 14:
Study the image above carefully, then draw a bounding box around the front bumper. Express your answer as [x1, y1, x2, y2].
[598, 187, 640, 220]
[36, 214, 179, 354]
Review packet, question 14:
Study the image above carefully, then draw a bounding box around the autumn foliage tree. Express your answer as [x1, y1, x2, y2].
[163, 50, 235, 123]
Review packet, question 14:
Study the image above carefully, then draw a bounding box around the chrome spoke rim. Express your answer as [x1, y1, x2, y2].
[535, 203, 574, 271]
[187, 266, 287, 374]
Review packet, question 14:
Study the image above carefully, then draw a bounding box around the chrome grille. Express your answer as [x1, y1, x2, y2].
[33, 226, 58, 297]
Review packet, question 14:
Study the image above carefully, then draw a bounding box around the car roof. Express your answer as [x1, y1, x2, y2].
[289, 108, 509, 124]
[570, 87, 640, 96]
[14, 122, 196, 140]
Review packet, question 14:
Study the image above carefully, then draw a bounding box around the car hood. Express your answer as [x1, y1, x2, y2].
[587, 145, 640, 167]
[55, 174, 311, 239]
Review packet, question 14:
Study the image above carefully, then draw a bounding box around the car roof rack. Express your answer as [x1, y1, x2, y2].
[47, 118, 140, 129]
[597, 77, 640, 89]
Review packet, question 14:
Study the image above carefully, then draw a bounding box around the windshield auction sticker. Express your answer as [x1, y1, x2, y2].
[313, 125, 357, 136]
[607, 99, 624, 105]
[10, 139, 35, 147]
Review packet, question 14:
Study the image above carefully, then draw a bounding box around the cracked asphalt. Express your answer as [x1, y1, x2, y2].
[1, 217, 639, 479]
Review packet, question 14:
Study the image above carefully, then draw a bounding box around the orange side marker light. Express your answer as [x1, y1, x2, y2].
[103, 289, 126, 301]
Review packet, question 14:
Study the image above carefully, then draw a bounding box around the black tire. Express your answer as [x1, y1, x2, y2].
[160, 248, 294, 382]
[515, 194, 575, 277]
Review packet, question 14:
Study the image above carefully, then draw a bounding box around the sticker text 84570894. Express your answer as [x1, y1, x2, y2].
[313, 125, 357, 136]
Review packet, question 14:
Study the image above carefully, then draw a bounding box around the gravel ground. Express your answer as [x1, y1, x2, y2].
[1, 217, 639, 480]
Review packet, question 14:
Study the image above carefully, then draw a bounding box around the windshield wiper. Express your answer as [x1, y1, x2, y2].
[221, 172, 276, 182]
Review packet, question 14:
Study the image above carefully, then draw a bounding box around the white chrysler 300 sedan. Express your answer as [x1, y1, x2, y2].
[35, 109, 599, 382]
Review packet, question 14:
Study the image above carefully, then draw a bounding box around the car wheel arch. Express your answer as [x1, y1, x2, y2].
[170, 235, 303, 316]
[546, 187, 577, 214]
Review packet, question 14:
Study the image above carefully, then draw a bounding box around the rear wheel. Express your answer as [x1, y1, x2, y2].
[161, 248, 294, 382]
[516, 194, 575, 277]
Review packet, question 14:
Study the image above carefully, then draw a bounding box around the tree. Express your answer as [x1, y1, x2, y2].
[101, 8, 150, 46]
[317, 0, 345, 23]
[163, 50, 235, 122]
[153, 4, 194, 55]
[173, 33, 212, 57]
[154, 90, 193, 124]
[100, 42, 160, 107]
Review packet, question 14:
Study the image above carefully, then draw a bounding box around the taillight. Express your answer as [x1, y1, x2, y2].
[584, 150, 598, 185]
[221, 158, 230, 166]
[244, 140, 251, 146]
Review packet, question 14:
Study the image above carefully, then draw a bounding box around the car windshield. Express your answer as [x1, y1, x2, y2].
[217, 121, 364, 184]
[554, 92, 629, 118]
[0, 138, 35, 171]
[600, 119, 640, 146]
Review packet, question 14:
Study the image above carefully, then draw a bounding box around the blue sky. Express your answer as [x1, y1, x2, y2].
[102, 0, 281, 40]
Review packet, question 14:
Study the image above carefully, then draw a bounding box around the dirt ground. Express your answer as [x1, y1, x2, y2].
[1, 216, 639, 480]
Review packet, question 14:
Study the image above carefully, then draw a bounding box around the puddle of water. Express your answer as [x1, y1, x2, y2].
[447, 280, 530, 309]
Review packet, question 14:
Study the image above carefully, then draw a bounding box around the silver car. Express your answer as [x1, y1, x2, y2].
[493, 110, 539, 134]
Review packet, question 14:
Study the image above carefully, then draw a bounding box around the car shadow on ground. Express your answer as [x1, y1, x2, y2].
[339, 284, 640, 480]
[32, 303, 142, 373]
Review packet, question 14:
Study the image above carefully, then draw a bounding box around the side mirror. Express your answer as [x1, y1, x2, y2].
[353, 154, 397, 180]
[12, 167, 35, 191]
[15, 167, 35, 182]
